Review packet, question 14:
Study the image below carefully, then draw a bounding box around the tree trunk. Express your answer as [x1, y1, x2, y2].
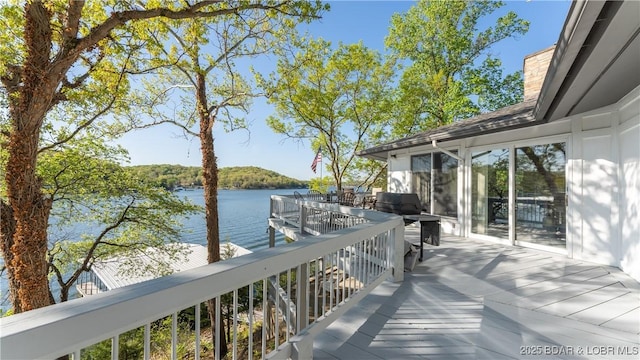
[3, 127, 54, 312]
[201, 120, 220, 265]
[0, 201, 21, 314]
[197, 73, 227, 358]
[0, 0, 61, 314]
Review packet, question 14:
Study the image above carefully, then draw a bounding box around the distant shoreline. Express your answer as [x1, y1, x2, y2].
[126, 165, 309, 190]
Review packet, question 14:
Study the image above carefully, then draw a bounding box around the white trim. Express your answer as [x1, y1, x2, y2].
[469, 234, 512, 246]
[619, 115, 639, 133]
[611, 111, 621, 264]
[405, 145, 461, 157]
[464, 149, 472, 238]
[514, 240, 568, 255]
[617, 85, 640, 113]
[432, 140, 464, 161]
[508, 144, 516, 245]
[458, 142, 467, 236]
[568, 118, 582, 260]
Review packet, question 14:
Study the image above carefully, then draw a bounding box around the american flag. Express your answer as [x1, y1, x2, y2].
[311, 148, 322, 173]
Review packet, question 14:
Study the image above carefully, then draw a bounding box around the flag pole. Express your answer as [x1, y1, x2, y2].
[320, 154, 323, 193]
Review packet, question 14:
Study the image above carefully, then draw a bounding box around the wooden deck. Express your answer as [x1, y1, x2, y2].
[314, 229, 640, 359]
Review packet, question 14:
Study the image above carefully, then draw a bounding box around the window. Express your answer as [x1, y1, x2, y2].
[411, 155, 431, 212]
[471, 148, 510, 238]
[411, 151, 458, 217]
[515, 143, 566, 247]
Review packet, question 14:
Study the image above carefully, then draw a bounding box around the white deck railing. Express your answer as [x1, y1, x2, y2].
[1, 197, 404, 360]
[269, 194, 376, 238]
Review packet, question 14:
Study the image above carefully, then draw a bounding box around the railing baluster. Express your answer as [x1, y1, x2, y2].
[337, 250, 342, 305]
[248, 283, 253, 360]
[262, 278, 267, 359]
[215, 296, 221, 360]
[233, 289, 238, 360]
[111, 335, 118, 360]
[144, 323, 150, 360]
[286, 268, 291, 342]
[364, 238, 370, 285]
[349, 245, 355, 297]
[322, 255, 327, 317]
[375, 235, 380, 277]
[329, 253, 334, 311]
[172, 312, 177, 360]
[303, 261, 310, 329]
[314, 257, 319, 322]
[195, 304, 201, 360]
[275, 273, 280, 350]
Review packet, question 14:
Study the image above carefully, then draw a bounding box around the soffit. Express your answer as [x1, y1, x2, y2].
[536, 0, 640, 121]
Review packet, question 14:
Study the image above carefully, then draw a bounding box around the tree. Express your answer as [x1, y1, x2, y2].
[308, 176, 333, 193]
[0, 1, 317, 314]
[386, 0, 529, 137]
[40, 138, 199, 304]
[0, 131, 199, 312]
[123, 2, 325, 356]
[259, 39, 395, 191]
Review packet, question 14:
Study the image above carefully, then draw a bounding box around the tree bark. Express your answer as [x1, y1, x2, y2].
[4, 124, 54, 312]
[0, 201, 21, 314]
[1, 2, 57, 312]
[195, 72, 228, 358]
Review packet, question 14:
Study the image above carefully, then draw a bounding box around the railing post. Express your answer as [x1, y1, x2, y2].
[297, 263, 308, 332]
[290, 334, 313, 360]
[269, 226, 275, 248]
[270, 197, 275, 217]
[299, 204, 307, 234]
[392, 223, 405, 282]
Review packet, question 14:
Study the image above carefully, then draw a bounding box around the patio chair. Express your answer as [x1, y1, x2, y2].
[338, 191, 356, 206]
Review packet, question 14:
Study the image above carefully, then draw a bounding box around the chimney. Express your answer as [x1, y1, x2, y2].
[523, 45, 556, 100]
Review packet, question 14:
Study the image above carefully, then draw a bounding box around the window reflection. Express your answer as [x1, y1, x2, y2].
[471, 149, 509, 238]
[516, 143, 566, 247]
[411, 151, 458, 217]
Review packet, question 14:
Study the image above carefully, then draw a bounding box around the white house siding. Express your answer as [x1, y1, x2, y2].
[387, 155, 411, 193]
[618, 89, 640, 281]
[386, 85, 640, 281]
[568, 86, 640, 281]
[571, 115, 618, 266]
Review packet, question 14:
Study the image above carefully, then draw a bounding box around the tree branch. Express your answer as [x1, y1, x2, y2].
[62, 0, 84, 49]
[38, 52, 131, 153]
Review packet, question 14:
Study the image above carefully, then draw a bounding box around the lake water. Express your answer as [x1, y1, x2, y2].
[177, 188, 296, 250]
[0, 188, 299, 312]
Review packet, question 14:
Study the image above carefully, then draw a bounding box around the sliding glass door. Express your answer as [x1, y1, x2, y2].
[411, 152, 459, 216]
[515, 143, 566, 248]
[469, 141, 567, 250]
[471, 149, 509, 238]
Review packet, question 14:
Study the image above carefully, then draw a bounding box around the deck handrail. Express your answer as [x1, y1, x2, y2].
[269, 194, 391, 238]
[1, 199, 404, 360]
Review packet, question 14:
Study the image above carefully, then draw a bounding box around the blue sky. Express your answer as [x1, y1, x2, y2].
[117, 0, 572, 181]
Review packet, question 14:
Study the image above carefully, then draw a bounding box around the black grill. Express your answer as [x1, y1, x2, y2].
[374, 192, 422, 216]
[374, 192, 440, 261]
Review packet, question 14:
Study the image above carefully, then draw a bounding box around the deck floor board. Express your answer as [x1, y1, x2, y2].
[314, 235, 640, 359]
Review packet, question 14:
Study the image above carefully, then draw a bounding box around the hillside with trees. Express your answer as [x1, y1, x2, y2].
[126, 165, 307, 190]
